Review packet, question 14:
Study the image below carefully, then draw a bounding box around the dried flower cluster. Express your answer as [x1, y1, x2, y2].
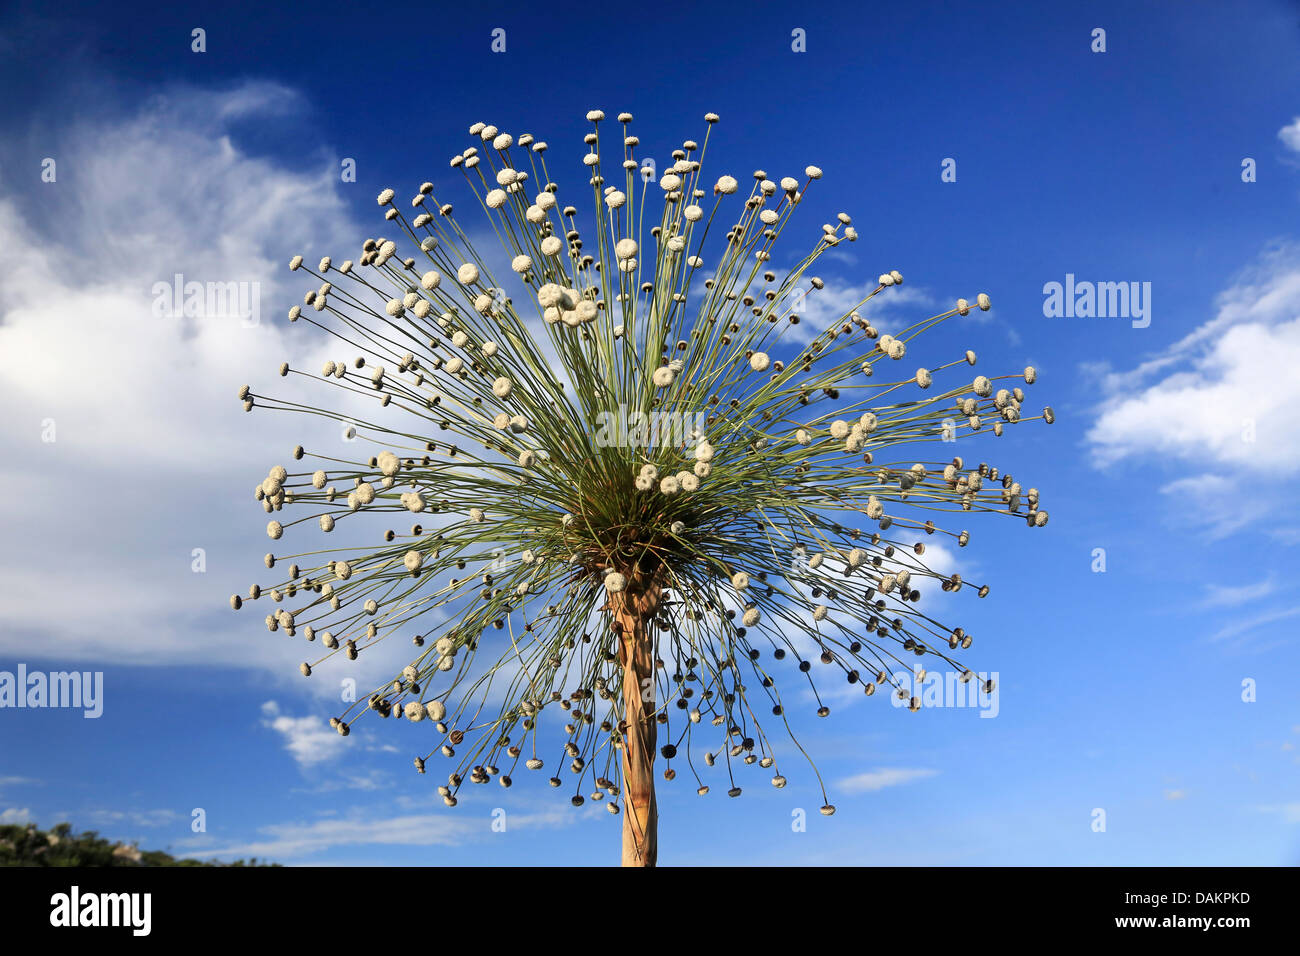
[233, 110, 1054, 865]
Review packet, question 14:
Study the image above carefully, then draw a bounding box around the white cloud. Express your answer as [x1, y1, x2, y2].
[0, 808, 32, 824]
[1279, 117, 1300, 154]
[1086, 245, 1300, 539]
[838, 767, 938, 793]
[1257, 802, 1300, 823]
[1199, 577, 1277, 608]
[1209, 605, 1300, 643]
[1163, 789, 1187, 801]
[0, 81, 377, 672]
[260, 700, 345, 768]
[84, 808, 180, 828]
[189, 805, 581, 860]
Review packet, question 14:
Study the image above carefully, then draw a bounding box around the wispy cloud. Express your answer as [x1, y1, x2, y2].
[191, 805, 583, 860]
[1256, 802, 1300, 823]
[838, 767, 938, 794]
[1199, 577, 1277, 609]
[84, 808, 181, 828]
[1209, 606, 1300, 643]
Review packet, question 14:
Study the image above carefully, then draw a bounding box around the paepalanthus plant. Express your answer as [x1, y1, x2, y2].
[233, 110, 1055, 867]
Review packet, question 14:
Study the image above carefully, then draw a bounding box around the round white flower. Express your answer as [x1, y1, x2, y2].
[457, 263, 480, 286]
[404, 550, 423, 572]
[605, 573, 627, 594]
[732, 572, 750, 590]
[615, 238, 638, 260]
[749, 352, 770, 372]
[511, 254, 532, 273]
[742, 608, 760, 627]
[492, 377, 512, 398]
[652, 366, 675, 388]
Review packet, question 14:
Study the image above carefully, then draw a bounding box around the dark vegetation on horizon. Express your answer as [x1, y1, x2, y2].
[0, 822, 278, 866]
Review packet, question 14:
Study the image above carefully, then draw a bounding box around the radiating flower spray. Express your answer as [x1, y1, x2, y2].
[233, 111, 1055, 867]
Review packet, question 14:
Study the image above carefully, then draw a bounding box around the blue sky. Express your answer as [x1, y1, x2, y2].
[0, 0, 1298, 865]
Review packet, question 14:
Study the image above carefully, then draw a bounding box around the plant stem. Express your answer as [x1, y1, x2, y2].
[613, 573, 661, 867]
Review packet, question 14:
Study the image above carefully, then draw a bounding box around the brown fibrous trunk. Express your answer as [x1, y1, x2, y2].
[609, 568, 661, 867]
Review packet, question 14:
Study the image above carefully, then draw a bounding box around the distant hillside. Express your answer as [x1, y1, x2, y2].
[0, 822, 278, 867]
